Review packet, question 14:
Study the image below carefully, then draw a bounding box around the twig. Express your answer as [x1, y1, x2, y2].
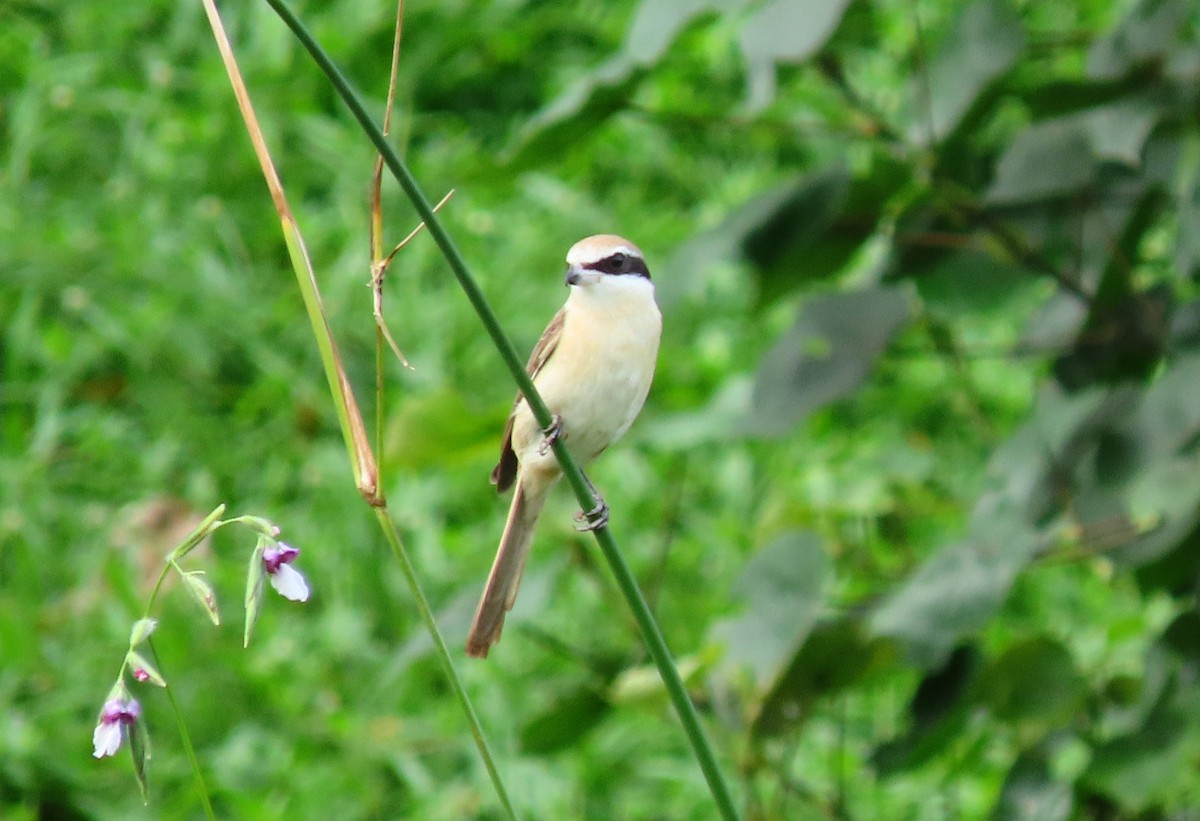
[370, 188, 456, 368]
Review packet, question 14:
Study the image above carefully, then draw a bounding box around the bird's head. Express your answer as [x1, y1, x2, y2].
[564, 235, 650, 289]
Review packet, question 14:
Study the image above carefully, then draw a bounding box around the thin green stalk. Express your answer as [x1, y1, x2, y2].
[260, 2, 740, 817]
[149, 641, 217, 821]
[372, 509, 517, 818]
[200, 2, 517, 813]
[113, 507, 226, 817]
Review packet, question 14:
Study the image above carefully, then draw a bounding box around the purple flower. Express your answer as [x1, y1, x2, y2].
[262, 542, 309, 602]
[92, 696, 141, 758]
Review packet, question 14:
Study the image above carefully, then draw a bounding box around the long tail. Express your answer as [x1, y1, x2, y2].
[466, 476, 552, 658]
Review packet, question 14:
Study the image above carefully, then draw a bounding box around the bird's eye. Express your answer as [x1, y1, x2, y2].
[608, 253, 627, 272]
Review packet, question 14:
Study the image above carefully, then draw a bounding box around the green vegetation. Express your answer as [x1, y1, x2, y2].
[3, 0, 1199, 818]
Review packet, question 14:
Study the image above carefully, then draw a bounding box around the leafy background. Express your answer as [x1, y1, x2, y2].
[3, 0, 1200, 818]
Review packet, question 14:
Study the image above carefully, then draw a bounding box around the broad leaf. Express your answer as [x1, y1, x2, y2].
[873, 646, 979, 774]
[661, 178, 817, 307]
[710, 531, 829, 686]
[987, 118, 1095, 205]
[519, 686, 611, 754]
[987, 101, 1162, 205]
[752, 617, 889, 739]
[662, 159, 902, 308]
[906, 0, 1025, 144]
[507, 0, 728, 164]
[738, 0, 852, 111]
[990, 750, 1073, 821]
[1082, 673, 1200, 812]
[1086, 0, 1189, 79]
[977, 637, 1085, 731]
[869, 514, 1042, 666]
[743, 166, 860, 305]
[749, 285, 911, 436]
[914, 251, 1036, 318]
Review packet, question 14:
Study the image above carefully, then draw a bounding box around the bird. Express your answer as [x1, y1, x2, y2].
[466, 234, 662, 658]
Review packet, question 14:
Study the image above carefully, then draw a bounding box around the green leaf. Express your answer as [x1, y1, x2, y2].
[738, 0, 851, 110]
[749, 285, 911, 436]
[1083, 99, 1161, 165]
[986, 101, 1162, 205]
[1130, 351, 1200, 458]
[1020, 75, 1158, 120]
[611, 653, 711, 706]
[1127, 456, 1200, 533]
[1162, 611, 1200, 663]
[625, 0, 728, 60]
[986, 118, 1095, 205]
[742, 166, 860, 305]
[914, 251, 1036, 318]
[125, 650, 167, 688]
[128, 618, 158, 647]
[906, 0, 1025, 144]
[244, 541, 266, 648]
[129, 711, 152, 804]
[385, 389, 501, 471]
[661, 174, 841, 308]
[518, 687, 610, 755]
[977, 637, 1085, 731]
[1176, 185, 1200, 279]
[1082, 674, 1198, 812]
[752, 617, 890, 739]
[869, 516, 1042, 666]
[1086, 0, 1189, 80]
[661, 161, 900, 308]
[181, 571, 220, 626]
[507, 0, 729, 164]
[505, 59, 646, 167]
[638, 377, 753, 449]
[990, 750, 1073, 821]
[710, 531, 829, 686]
[873, 645, 979, 774]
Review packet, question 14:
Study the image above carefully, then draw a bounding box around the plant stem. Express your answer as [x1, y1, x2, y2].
[148, 644, 216, 821]
[201, 2, 517, 814]
[260, 2, 741, 817]
[372, 509, 518, 819]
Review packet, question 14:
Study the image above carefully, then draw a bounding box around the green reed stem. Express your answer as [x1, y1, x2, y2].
[260, 3, 740, 817]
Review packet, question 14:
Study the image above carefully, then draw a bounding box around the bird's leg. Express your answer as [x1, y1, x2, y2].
[573, 470, 610, 532]
[537, 414, 565, 456]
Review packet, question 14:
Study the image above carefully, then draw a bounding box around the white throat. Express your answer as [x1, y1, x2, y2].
[568, 274, 656, 313]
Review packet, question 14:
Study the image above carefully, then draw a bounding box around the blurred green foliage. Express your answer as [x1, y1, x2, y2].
[3, 0, 1200, 818]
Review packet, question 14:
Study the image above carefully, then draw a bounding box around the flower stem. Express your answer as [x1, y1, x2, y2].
[150, 640, 217, 821]
[111, 508, 226, 813]
[260, 3, 741, 817]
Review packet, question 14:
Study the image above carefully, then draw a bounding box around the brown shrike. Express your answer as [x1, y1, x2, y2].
[466, 235, 661, 658]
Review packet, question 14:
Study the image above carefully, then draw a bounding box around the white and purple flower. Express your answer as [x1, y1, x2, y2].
[262, 542, 309, 602]
[92, 696, 141, 759]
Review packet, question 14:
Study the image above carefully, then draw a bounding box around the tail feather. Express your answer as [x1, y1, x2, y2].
[466, 477, 551, 658]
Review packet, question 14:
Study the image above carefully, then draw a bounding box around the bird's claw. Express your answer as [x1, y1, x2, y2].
[538, 414, 564, 456]
[573, 499, 610, 532]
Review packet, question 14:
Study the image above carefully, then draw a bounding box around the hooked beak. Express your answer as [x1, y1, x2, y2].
[565, 264, 583, 286]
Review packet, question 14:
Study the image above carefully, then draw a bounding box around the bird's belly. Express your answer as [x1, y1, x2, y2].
[551, 363, 649, 459]
[511, 317, 658, 472]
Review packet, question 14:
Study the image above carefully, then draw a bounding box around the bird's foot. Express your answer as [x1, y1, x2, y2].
[538, 414, 565, 456]
[574, 498, 610, 532]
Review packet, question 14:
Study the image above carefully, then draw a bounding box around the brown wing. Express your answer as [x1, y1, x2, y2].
[490, 307, 565, 492]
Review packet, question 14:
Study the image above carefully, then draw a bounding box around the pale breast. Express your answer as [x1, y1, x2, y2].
[511, 291, 661, 473]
